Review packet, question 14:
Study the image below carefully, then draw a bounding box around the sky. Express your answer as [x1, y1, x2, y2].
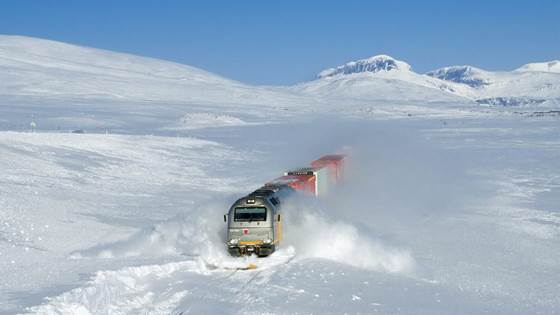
[1, 0, 559, 85]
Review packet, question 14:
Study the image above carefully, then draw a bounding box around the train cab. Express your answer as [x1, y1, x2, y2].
[225, 184, 293, 256]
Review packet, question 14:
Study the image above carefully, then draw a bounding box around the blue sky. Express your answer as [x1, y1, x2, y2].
[1, 0, 558, 85]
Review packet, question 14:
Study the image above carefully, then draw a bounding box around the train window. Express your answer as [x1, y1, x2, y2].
[234, 207, 267, 222]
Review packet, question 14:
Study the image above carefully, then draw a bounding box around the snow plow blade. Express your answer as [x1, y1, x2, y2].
[238, 263, 258, 270]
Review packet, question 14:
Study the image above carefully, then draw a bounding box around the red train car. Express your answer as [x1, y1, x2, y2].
[284, 167, 328, 196]
[311, 154, 345, 182]
[266, 175, 312, 193]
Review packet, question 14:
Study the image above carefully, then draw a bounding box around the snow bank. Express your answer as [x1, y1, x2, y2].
[26, 261, 197, 315]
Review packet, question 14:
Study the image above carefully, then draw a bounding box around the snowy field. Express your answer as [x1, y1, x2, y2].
[0, 36, 559, 314]
[1, 111, 559, 314]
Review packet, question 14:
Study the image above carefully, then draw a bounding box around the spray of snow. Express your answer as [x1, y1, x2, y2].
[282, 198, 415, 274]
[71, 195, 414, 274]
[70, 201, 228, 262]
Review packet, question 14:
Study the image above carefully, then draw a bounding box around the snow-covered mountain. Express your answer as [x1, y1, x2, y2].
[427, 62, 560, 106]
[294, 54, 560, 106]
[1, 35, 559, 110]
[0, 35, 304, 107]
[0, 35, 314, 132]
[0, 35, 223, 100]
[425, 66, 491, 88]
[317, 54, 412, 78]
[293, 55, 472, 102]
[515, 60, 560, 73]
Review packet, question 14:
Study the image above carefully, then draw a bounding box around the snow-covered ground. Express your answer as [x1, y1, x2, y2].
[0, 36, 559, 314]
[1, 117, 559, 315]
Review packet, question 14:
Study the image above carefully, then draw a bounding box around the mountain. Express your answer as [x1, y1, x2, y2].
[293, 55, 472, 102]
[0, 35, 314, 132]
[1, 35, 558, 109]
[0, 35, 301, 106]
[425, 66, 491, 88]
[317, 55, 412, 78]
[515, 60, 560, 73]
[298, 54, 560, 106]
[427, 62, 560, 106]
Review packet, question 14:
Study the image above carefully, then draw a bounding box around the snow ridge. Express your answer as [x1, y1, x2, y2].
[515, 60, 560, 73]
[426, 66, 490, 88]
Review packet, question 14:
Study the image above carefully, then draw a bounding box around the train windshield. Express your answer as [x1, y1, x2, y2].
[234, 207, 267, 222]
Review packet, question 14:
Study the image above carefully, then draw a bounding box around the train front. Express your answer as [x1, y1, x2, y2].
[225, 196, 275, 257]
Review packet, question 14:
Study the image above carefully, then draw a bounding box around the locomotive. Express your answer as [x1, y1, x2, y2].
[225, 154, 345, 257]
[224, 184, 292, 257]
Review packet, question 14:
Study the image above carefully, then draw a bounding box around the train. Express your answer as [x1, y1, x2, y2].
[224, 154, 346, 257]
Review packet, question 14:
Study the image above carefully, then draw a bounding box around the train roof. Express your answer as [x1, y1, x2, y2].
[249, 184, 292, 197]
[285, 167, 322, 176]
[314, 154, 345, 161]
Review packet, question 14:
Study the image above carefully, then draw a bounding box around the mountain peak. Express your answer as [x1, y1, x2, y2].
[426, 65, 490, 88]
[317, 55, 411, 79]
[515, 60, 560, 73]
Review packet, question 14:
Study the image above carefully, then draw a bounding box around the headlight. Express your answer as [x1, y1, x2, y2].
[263, 238, 272, 244]
[228, 239, 239, 245]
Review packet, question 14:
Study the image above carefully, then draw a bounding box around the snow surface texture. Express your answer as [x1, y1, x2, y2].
[167, 113, 248, 130]
[0, 35, 559, 314]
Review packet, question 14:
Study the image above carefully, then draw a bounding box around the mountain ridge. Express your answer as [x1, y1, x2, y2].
[1, 35, 558, 106]
[310, 54, 560, 105]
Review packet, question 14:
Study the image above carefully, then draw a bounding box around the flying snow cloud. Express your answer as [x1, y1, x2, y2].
[282, 199, 416, 273]
[70, 200, 230, 261]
